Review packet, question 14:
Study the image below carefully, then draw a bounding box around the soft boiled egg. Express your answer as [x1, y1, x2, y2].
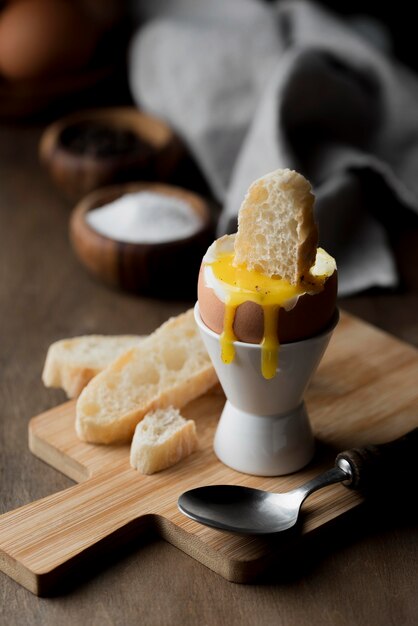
[198, 234, 337, 380]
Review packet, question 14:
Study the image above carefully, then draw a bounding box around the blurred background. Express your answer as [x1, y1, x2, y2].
[2, 1, 417, 117]
[1, 0, 417, 335]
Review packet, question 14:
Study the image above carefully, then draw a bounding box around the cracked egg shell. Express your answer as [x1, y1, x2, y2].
[197, 248, 338, 345]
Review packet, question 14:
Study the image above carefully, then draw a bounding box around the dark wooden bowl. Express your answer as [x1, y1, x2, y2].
[40, 107, 185, 200]
[69, 182, 214, 299]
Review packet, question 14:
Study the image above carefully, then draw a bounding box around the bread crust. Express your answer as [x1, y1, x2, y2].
[233, 169, 318, 284]
[75, 310, 217, 444]
[42, 335, 143, 398]
[130, 407, 198, 474]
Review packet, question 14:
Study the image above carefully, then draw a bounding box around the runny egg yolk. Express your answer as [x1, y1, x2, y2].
[208, 252, 322, 379]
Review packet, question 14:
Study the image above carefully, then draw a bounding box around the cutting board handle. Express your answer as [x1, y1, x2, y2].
[337, 428, 418, 493]
[0, 469, 155, 596]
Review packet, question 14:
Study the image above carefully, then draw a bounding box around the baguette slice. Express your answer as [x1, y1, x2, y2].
[233, 168, 318, 285]
[42, 335, 143, 399]
[130, 406, 198, 474]
[76, 309, 217, 444]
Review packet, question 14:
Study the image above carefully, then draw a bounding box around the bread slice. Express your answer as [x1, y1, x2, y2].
[233, 169, 318, 285]
[76, 309, 217, 444]
[42, 335, 143, 399]
[130, 406, 198, 474]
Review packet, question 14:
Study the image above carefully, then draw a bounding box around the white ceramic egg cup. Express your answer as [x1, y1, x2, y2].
[195, 303, 339, 476]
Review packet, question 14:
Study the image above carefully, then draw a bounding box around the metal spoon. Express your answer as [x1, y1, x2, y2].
[178, 428, 418, 534]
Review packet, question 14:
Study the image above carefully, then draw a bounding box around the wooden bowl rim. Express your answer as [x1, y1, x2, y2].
[40, 107, 179, 165]
[70, 182, 213, 249]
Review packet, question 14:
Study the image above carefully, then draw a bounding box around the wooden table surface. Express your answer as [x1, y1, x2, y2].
[1, 124, 417, 626]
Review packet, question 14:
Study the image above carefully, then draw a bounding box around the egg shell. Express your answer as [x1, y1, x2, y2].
[0, 0, 101, 81]
[197, 266, 338, 344]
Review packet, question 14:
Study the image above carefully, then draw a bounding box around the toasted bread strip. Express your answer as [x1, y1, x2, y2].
[130, 406, 198, 474]
[42, 335, 143, 398]
[76, 309, 217, 444]
[233, 168, 318, 284]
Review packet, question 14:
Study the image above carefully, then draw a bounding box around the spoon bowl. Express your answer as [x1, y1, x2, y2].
[178, 429, 418, 535]
[178, 466, 348, 535]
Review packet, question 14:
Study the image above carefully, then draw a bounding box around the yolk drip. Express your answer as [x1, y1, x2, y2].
[209, 252, 306, 379]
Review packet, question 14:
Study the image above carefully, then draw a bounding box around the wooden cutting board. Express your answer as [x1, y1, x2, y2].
[1, 311, 418, 596]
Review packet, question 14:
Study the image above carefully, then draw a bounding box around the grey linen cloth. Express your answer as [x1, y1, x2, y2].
[129, 0, 418, 295]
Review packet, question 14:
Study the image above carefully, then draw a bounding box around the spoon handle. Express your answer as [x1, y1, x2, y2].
[336, 427, 418, 493]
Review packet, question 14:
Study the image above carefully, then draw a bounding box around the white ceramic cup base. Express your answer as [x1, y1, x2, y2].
[214, 400, 314, 476]
[195, 303, 339, 476]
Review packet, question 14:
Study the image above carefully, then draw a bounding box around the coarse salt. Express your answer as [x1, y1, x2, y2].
[86, 191, 202, 243]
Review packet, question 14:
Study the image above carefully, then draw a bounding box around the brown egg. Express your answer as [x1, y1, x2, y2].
[198, 263, 338, 344]
[0, 0, 101, 80]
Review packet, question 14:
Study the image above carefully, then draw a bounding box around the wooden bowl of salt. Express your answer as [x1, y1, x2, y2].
[69, 182, 213, 298]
